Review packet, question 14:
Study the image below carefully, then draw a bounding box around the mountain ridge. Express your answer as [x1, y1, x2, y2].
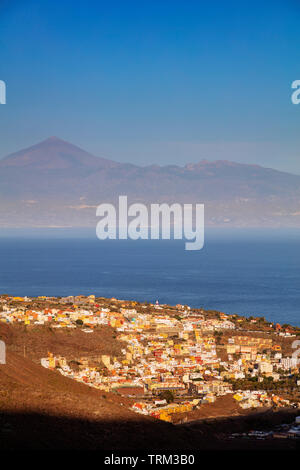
[1, 137, 298, 176]
[0, 137, 300, 227]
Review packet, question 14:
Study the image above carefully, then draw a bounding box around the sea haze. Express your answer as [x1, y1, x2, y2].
[1, 137, 300, 227]
[0, 228, 299, 326]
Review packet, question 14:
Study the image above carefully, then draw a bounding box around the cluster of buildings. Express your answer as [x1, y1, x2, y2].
[0, 295, 114, 328]
[132, 399, 199, 422]
[1, 295, 299, 423]
[225, 334, 300, 380]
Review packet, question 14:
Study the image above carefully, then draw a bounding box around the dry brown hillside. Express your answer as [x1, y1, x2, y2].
[0, 322, 124, 362]
[0, 348, 199, 450]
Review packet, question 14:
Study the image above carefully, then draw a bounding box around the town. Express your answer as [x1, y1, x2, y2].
[0, 294, 300, 439]
[0, 79, 6, 105]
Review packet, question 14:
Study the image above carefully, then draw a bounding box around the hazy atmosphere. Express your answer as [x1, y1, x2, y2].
[1, 0, 300, 173]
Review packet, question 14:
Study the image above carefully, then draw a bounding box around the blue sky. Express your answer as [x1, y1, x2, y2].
[0, 0, 300, 173]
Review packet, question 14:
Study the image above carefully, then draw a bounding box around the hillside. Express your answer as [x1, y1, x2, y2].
[0, 137, 300, 227]
[0, 319, 199, 450]
[0, 319, 299, 450]
[0, 321, 124, 362]
[1, 348, 298, 450]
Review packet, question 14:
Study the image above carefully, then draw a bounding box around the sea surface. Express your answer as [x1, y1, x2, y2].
[0, 228, 299, 326]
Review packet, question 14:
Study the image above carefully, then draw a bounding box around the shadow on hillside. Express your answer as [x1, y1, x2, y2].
[0, 408, 299, 451]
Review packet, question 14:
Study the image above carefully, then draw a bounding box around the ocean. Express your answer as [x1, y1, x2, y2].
[0, 228, 299, 326]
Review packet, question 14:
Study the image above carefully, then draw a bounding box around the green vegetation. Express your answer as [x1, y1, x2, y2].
[159, 390, 175, 403]
[226, 374, 300, 392]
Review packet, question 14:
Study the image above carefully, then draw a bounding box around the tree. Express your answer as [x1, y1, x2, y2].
[159, 390, 174, 403]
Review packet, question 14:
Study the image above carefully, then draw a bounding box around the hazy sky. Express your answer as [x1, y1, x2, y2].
[0, 0, 300, 173]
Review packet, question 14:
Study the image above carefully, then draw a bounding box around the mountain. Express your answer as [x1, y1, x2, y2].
[0, 136, 118, 171]
[0, 137, 300, 227]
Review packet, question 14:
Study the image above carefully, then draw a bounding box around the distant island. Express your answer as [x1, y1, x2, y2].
[0, 293, 299, 450]
[1, 137, 300, 227]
